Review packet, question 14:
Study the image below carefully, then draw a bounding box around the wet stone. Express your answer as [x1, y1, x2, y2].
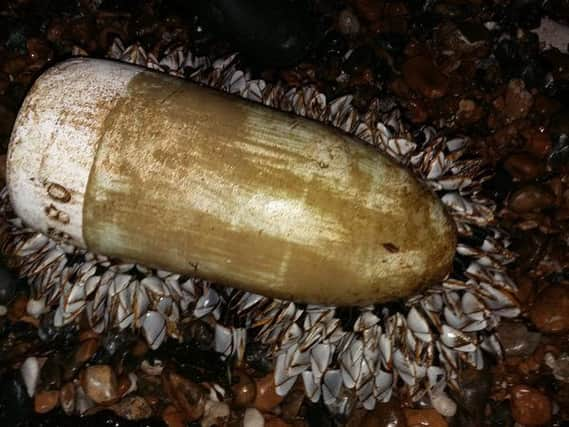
[34, 390, 59, 414]
[162, 404, 185, 427]
[60, 382, 75, 415]
[530, 285, 569, 333]
[265, 417, 292, 427]
[40, 356, 63, 390]
[509, 185, 555, 213]
[504, 153, 545, 181]
[244, 407, 265, 427]
[231, 369, 256, 408]
[253, 372, 284, 412]
[165, 372, 205, 421]
[497, 321, 541, 357]
[404, 409, 448, 427]
[361, 401, 407, 426]
[503, 79, 534, 121]
[0, 372, 33, 420]
[402, 56, 449, 99]
[111, 395, 152, 421]
[75, 338, 100, 364]
[202, 400, 230, 427]
[510, 385, 552, 426]
[81, 365, 119, 404]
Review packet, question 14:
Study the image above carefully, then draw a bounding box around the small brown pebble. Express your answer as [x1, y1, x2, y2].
[131, 339, 149, 357]
[404, 408, 447, 427]
[60, 382, 75, 415]
[7, 294, 28, 321]
[162, 404, 186, 427]
[362, 401, 407, 426]
[117, 374, 134, 397]
[1, 56, 28, 76]
[34, 390, 60, 414]
[253, 372, 284, 412]
[457, 99, 483, 124]
[266, 417, 292, 427]
[79, 330, 100, 341]
[111, 395, 152, 421]
[504, 153, 545, 181]
[407, 99, 428, 124]
[26, 38, 53, 66]
[82, 365, 119, 404]
[530, 285, 569, 333]
[75, 338, 99, 364]
[166, 372, 205, 421]
[338, 9, 360, 35]
[202, 400, 230, 427]
[402, 56, 448, 99]
[510, 385, 552, 425]
[523, 128, 552, 158]
[231, 369, 256, 408]
[509, 185, 555, 213]
[503, 79, 534, 121]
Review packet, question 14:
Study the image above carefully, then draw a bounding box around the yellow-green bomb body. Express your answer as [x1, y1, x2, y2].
[7, 58, 456, 305]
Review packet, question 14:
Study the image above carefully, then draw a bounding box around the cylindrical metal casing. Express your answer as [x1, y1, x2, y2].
[7, 58, 456, 305]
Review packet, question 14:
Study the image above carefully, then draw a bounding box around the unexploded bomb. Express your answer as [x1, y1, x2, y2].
[7, 57, 455, 306]
[0, 39, 521, 418]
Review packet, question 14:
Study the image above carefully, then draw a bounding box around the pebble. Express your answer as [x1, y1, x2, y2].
[166, 372, 205, 421]
[34, 390, 59, 414]
[81, 365, 119, 404]
[545, 352, 569, 383]
[360, 401, 407, 426]
[193, 0, 321, 67]
[503, 79, 534, 121]
[0, 372, 33, 420]
[202, 400, 230, 427]
[404, 408, 448, 427]
[402, 56, 449, 99]
[75, 338, 100, 364]
[244, 407, 265, 427]
[111, 395, 152, 421]
[338, 9, 360, 36]
[452, 367, 493, 426]
[497, 321, 541, 357]
[162, 404, 185, 427]
[509, 185, 555, 213]
[253, 372, 284, 412]
[40, 356, 62, 390]
[510, 385, 552, 425]
[232, 369, 257, 408]
[60, 382, 75, 415]
[265, 417, 292, 427]
[504, 153, 545, 181]
[530, 285, 569, 333]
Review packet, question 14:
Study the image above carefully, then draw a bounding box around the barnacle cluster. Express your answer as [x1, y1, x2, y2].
[0, 38, 520, 417]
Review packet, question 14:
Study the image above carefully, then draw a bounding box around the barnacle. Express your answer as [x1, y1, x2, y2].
[0, 38, 520, 417]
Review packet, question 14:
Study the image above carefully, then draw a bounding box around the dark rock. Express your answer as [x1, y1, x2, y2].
[496, 321, 541, 357]
[38, 313, 79, 351]
[0, 372, 33, 423]
[451, 367, 493, 426]
[190, 0, 324, 67]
